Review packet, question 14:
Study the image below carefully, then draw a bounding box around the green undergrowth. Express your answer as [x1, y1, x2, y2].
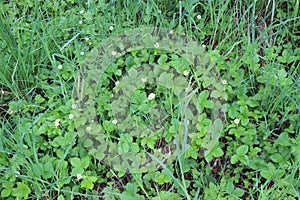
[0, 0, 299, 199]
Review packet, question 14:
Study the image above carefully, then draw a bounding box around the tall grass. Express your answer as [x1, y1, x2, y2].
[0, 10, 36, 100]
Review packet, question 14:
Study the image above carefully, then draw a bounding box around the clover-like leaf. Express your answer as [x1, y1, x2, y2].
[81, 176, 98, 190]
[12, 182, 31, 199]
[236, 145, 249, 156]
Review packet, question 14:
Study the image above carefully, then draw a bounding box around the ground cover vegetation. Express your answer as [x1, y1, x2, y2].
[0, 0, 299, 199]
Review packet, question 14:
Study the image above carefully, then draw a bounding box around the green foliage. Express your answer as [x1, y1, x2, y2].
[0, 0, 299, 199]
